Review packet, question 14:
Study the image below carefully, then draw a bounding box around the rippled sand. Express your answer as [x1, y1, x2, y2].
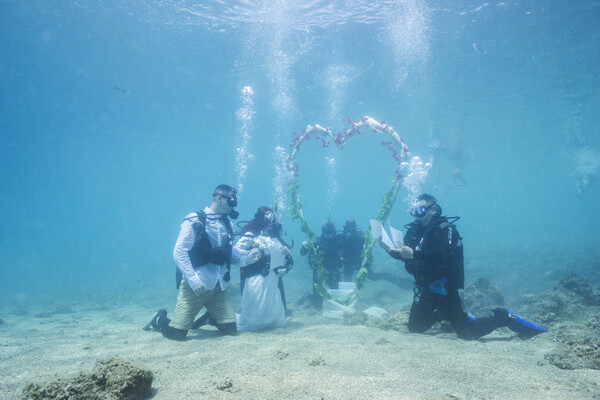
[1, 298, 599, 400]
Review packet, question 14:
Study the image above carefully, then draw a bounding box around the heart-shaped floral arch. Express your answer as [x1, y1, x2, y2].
[286, 116, 415, 304]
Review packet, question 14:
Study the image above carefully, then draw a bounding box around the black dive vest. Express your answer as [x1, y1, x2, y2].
[175, 211, 234, 288]
[404, 218, 464, 290]
[187, 211, 211, 269]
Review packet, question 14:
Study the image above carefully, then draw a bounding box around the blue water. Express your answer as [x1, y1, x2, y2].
[1, 0, 599, 305]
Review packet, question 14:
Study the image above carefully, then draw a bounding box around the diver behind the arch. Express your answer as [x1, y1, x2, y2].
[379, 193, 547, 340]
[299, 221, 343, 310]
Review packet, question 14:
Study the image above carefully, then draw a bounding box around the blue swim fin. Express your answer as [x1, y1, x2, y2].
[494, 308, 547, 339]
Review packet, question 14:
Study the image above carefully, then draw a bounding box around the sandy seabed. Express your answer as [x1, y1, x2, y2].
[1, 300, 599, 400]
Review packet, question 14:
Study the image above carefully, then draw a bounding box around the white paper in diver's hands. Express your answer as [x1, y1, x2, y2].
[388, 222, 404, 247]
[370, 219, 403, 249]
[370, 219, 383, 241]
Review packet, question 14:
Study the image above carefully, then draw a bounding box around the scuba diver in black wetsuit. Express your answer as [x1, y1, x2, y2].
[380, 193, 547, 340]
[299, 221, 343, 310]
[339, 218, 365, 281]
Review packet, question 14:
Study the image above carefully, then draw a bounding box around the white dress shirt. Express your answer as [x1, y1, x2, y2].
[173, 207, 247, 291]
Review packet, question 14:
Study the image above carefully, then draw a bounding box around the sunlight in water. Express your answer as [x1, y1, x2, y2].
[384, 0, 431, 90]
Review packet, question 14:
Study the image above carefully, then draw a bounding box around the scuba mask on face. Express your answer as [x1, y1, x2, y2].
[343, 220, 356, 236]
[225, 194, 238, 208]
[264, 211, 279, 224]
[322, 224, 336, 238]
[410, 203, 435, 218]
[262, 212, 281, 236]
[214, 191, 238, 218]
[225, 193, 238, 219]
[214, 191, 238, 208]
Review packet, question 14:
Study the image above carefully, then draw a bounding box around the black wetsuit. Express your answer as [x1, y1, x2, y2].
[314, 234, 343, 289]
[340, 231, 365, 281]
[392, 217, 501, 340]
[300, 234, 343, 309]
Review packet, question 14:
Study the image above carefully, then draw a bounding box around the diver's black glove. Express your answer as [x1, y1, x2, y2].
[207, 247, 230, 265]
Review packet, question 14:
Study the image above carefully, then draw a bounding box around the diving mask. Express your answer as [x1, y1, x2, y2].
[214, 191, 238, 208]
[410, 203, 435, 218]
[264, 211, 279, 224]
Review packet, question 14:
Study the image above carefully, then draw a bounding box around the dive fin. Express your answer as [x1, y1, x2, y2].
[494, 308, 547, 339]
[143, 309, 167, 332]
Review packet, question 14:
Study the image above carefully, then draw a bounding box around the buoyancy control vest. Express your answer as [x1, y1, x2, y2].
[175, 211, 235, 288]
[187, 211, 217, 269]
[404, 217, 464, 290]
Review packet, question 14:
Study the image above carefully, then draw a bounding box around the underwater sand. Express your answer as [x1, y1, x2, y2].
[1, 298, 599, 400]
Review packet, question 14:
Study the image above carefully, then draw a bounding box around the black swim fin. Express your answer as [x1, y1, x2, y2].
[143, 309, 167, 332]
[493, 308, 547, 339]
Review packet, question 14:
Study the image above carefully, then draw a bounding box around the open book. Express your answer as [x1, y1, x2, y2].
[370, 219, 403, 251]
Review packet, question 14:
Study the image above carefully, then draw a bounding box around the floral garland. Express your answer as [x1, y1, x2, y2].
[287, 116, 410, 304]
